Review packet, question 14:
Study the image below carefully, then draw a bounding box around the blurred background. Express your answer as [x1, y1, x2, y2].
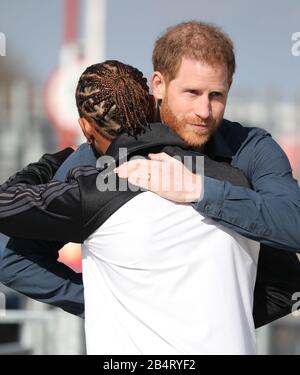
[0, 0, 300, 355]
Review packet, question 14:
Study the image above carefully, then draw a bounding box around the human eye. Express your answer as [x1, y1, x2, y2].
[184, 89, 198, 96]
[209, 91, 223, 99]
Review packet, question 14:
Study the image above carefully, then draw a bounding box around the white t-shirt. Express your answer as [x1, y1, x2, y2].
[82, 191, 260, 355]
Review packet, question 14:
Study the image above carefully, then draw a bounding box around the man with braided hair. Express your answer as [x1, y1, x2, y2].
[0, 59, 269, 354]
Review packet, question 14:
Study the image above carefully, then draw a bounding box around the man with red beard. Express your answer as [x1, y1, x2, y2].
[115, 21, 300, 252]
[114, 21, 300, 327]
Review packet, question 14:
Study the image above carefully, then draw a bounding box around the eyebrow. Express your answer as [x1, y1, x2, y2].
[182, 87, 226, 94]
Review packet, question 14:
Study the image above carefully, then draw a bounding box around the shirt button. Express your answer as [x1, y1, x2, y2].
[205, 204, 211, 212]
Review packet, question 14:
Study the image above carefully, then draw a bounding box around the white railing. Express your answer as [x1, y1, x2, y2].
[0, 301, 85, 355]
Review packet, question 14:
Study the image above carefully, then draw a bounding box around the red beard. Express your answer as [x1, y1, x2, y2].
[160, 96, 220, 148]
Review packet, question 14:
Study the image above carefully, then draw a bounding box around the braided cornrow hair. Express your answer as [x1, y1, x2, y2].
[76, 60, 153, 140]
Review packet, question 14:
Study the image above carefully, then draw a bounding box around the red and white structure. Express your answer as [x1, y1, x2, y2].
[44, 0, 106, 149]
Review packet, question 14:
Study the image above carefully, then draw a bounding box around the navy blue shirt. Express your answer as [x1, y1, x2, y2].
[193, 120, 300, 252]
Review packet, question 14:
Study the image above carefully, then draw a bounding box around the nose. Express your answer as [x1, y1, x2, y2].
[193, 95, 211, 120]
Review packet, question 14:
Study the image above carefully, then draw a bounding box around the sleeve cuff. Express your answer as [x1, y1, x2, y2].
[192, 176, 225, 217]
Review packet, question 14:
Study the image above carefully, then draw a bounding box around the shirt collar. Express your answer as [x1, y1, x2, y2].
[203, 120, 233, 162]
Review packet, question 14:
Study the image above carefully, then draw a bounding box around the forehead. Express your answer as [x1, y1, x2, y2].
[171, 57, 229, 89]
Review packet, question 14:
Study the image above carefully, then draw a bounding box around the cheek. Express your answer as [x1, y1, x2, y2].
[168, 95, 191, 118]
[211, 102, 226, 119]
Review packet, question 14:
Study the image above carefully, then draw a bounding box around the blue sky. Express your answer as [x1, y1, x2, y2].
[0, 0, 300, 99]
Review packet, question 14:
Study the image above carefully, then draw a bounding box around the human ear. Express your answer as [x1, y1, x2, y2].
[150, 71, 166, 101]
[78, 118, 94, 143]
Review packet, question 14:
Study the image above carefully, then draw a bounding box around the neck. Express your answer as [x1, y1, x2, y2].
[94, 136, 113, 154]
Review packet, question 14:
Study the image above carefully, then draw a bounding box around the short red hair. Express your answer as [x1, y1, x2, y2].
[152, 21, 236, 83]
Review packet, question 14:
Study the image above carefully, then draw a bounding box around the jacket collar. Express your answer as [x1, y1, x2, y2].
[105, 123, 190, 160]
[203, 120, 234, 162]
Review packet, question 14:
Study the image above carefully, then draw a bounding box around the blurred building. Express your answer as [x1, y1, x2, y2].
[225, 94, 300, 179]
[0, 57, 85, 354]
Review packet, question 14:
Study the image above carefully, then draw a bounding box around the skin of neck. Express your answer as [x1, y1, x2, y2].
[95, 134, 112, 154]
[79, 117, 113, 154]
